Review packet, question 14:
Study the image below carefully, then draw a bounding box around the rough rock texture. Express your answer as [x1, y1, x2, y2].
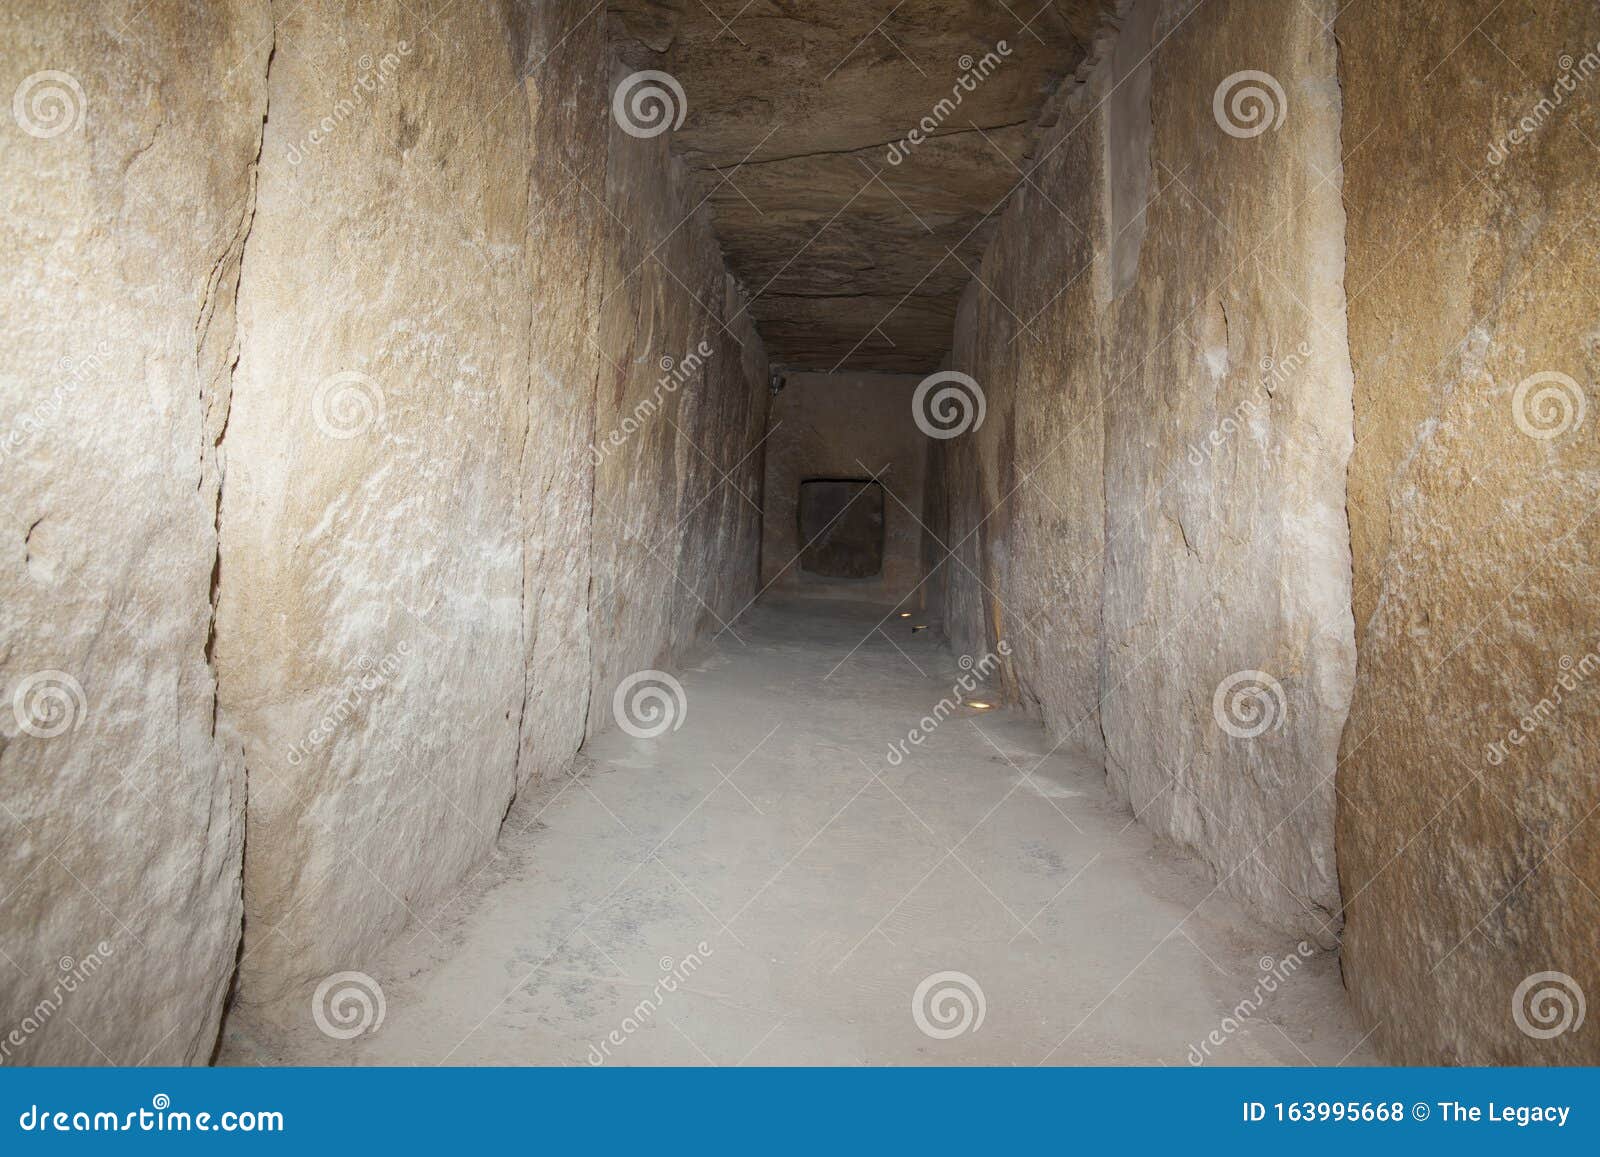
[934, 0, 1356, 943]
[0, 0, 268, 1063]
[586, 93, 770, 734]
[517, 0, 611, 791]
[218, 0, 769, 1008]
[1337, 0, 1600, 1063]
[606, 0, 1117, 371]
[761, 373, 927, 604]
[1, 0, 767, 1064]
[217, 0, 536, 1007]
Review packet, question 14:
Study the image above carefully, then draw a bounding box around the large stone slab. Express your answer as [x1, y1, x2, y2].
[0, 0, 269, 1064]
[217, 0, 770, 1019]
[216, 0, 537, 1006]
[586, 165, 770, 723]
[1096, 0, 1354, 946]
[1337, 0, 1600, 1063]
[937, 0, 1356, 944]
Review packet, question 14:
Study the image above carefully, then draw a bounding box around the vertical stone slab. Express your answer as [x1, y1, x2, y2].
[934, 0, 1355, 942]
[216, 0, 533, 1005]
[939, 282, 998, 674]
[0, 0, 268, 1063]
[586, 71, 769, 734]
[1338, 0, 1600, 1062]
[1096, 0, 1354, 942]
[936, 22, 1114, 752]
[1094, 0, 1356, 947]
[518, 0, 609, 789]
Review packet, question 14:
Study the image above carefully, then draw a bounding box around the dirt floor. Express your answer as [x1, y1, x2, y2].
[221, 597, 1375, 1066]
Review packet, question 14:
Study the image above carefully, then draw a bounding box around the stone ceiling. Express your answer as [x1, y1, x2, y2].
[607, 0, 1117, 373]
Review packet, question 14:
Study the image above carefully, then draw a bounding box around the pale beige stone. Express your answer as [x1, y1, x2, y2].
[935, 0, 1356, 944]
[0, 0, 269, 1064]
[216, 0, 771, 1013]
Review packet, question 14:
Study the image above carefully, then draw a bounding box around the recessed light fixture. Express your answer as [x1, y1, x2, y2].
[912, 624, 927, 632]
[898, 612, 912, 618]
[964, 700, 994, 710]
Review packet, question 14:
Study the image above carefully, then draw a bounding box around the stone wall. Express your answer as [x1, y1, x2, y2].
[0, 0, 767, 1061]
[0, 0, 268, 1066]
[587, 82, 769, 728]
[935, 0, 1356, 944]
[760, 373, 928, 606]
[1337, 0, 1600, 1063]
[216, 0, 537, 1007]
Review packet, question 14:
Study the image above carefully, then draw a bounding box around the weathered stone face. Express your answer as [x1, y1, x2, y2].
[0, 0, 269, 1064]
[934, 0, 1357, 945]
[3, 0, 769, 1059]
[606, 0, 1116, 371]
[219, 0, 771, 1010]
[585, 90, 770, 736]
[4, 0, 1595, 1073]
[760, 372, 928, 604]
[216, 0, 537, 1006]
[1337, 0, 1600, 1064]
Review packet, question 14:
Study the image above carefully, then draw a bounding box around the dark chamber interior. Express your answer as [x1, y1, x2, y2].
[797, 479, 884, 578]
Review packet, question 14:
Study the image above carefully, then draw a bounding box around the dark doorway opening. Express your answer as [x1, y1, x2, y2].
[797, 479, 885, 579]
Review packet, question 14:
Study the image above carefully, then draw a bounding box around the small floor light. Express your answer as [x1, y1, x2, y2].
[898, 611, 912, 618]
[964, 699, 995, 711]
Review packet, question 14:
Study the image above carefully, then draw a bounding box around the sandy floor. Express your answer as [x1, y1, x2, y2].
[221, 596, 1375, 1066]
